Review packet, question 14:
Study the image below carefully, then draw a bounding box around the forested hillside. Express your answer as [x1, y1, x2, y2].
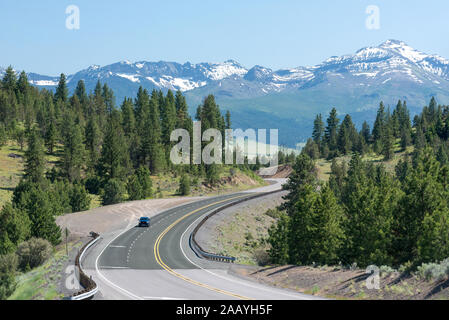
[0, 65, 267, 259]
[269, 98, 449, 270]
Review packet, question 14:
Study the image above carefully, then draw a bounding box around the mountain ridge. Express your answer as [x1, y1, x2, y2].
[3, 40, 449, 147]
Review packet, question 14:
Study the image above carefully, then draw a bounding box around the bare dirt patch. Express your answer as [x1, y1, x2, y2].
[258, 165, 292, 179]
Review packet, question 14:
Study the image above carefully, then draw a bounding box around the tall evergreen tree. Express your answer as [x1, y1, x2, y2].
[54, 74, 68, 103]
[1, 66, 17, 92]
[98, 111, 130, 181]
[61, 114, 85, 182]
[312, 114, 324, 144]
[24, 129, 46, 185]
[324, 108, 339, 157]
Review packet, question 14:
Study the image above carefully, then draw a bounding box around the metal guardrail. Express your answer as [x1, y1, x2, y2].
[70, 232, 100, 300]
[190, 189, 284, 263]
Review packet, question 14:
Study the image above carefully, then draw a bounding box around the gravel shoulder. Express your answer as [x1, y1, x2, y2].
[196, 191, 287, 265]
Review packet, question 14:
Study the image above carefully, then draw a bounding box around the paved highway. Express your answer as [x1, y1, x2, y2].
[82, 181, 320, 300]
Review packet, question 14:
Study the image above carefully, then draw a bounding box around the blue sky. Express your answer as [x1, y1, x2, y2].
[1, 0, 449, 76]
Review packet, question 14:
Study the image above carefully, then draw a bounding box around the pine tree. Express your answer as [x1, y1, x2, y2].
[312, 114, 324, 144]
[24, 129, 46, 185]
[281, 154, 317, 216]
[178, 174, 191, 196]
[175, 90, 191, 130]
[102, 179, 126, 205]
[74, 80, 88, 107]
[324, 108, 339, 157]
[98, 111, 130, 181]
[328, 159, 347, 200]
[44, 120, 57, 155]
[127, 166, 153, 201]
[341, 155, 399, 266]
[0, 124, 6, 147]
[25, 187, 61, 245]
[311, 184, 346, 264]
[1, 66, 17, 92]
[0, 203, 31, 254]
[85, 116, 102, 171]
[102, 83, 116, 114]
[205, 163, 220, 186]
[337, 114, 357, 155]
[361, 121, 371, 144]
[61, 114, 85, 182]
[161, 90, 177, 145]
[0, 253, 18, 299]
[142, 91, 165, 173]
[373, 102, 387, 153]
[381, 124, 394, 161]
[287, 184, 318, 265]
[394, 148, 448, 264]
[267, 213, 290, 265]
[225, 110, 231, 130]
[54, 74, 68, 103]
[69, 184, 91, 212]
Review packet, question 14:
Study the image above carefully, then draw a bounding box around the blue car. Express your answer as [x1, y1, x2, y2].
[138, 217, 151, 227]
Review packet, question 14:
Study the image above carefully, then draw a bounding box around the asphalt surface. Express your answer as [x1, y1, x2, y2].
[82, 180, 321, 300]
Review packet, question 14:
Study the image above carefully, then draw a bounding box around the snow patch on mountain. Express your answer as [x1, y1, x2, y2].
[116, 73, 140, 83]
[29, 80, 59, 86]
[202, 60, 247, 81]
[7, 39, 449, 104]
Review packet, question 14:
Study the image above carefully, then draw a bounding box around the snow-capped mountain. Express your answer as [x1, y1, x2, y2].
[6, 39, 449, 97]
[3, 40, 449, 146]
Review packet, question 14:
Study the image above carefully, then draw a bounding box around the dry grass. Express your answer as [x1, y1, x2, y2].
[0, 141, 25, 209]
[316, 141, 414, 182]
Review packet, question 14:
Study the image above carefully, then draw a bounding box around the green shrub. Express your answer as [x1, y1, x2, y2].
[84, 176, 102, 195]
[254, 248, 270, 266]
[416, 259, 449, 281]
[0, 253, 18, 300]
[127, 166, 153, 201]
[69, 184, 91, 212]
[264, 209, 282, 219]
[101, 179, 126, 205]
[379, 265, 396, 276]
[16, 238, 52, 271]
[178, 174, 190, 196]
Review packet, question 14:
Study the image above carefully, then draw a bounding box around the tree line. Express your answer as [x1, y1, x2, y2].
[303, 98, 449, 162]
[269, 98, 449, 269]
[0, 66, 237, 255]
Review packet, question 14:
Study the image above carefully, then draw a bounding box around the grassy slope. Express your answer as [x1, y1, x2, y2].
[0, 140, 266, 210]
[151, 166, 267, 198]
[8, 240, 83, 300]
[0, 142, 24, 208]
[316, 139, 413, 182]
[0, 141, 61, 210]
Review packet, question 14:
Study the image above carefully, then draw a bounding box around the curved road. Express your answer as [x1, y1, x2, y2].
[82, 181, 320, 300]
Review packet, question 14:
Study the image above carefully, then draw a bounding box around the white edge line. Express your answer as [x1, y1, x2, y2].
[94, 223, 144, 300]
[91, 198, 209, 301]
[180, 207, 312, 300]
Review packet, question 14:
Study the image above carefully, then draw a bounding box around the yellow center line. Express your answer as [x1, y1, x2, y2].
[153, 195, 254, 300]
